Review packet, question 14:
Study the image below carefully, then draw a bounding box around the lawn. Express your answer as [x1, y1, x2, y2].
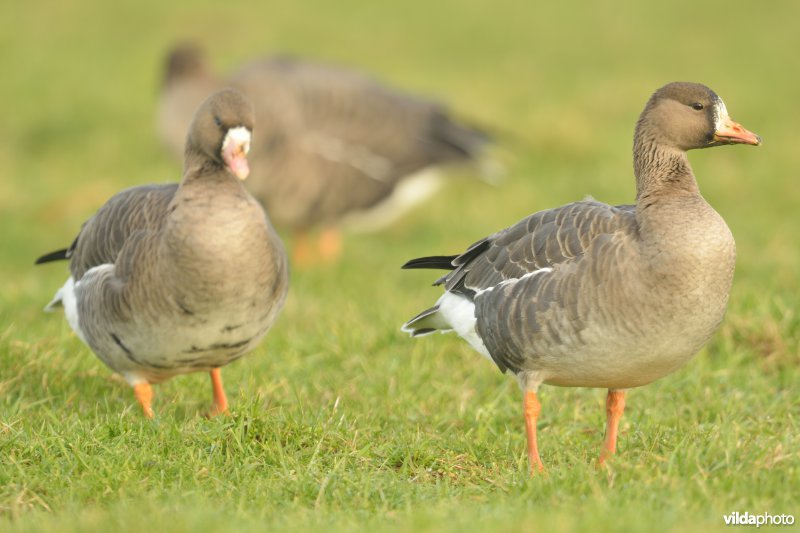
[1, 1, 798, 531]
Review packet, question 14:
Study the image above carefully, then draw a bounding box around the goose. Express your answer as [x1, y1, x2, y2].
[159, 44, 490, 264]
[401, 82, 760, 474]
[37, 89, 289, 418]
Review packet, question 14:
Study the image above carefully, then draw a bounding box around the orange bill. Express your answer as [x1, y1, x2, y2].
[713, 117, 761, 146]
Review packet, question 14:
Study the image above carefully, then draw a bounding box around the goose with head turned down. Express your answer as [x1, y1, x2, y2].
[402, 82, 760, 473]
[37, 89, 289, 418]
[159, 44, 490, 265]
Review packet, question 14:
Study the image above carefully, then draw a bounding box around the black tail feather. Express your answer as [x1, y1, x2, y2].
[402, 255, 458, 270]
[35, 248, 70, 265]
[430, 111, 491, 160]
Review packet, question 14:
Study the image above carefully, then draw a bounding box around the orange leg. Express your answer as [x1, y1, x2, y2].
[208, 368, 229, 417]
[599, 389, 626, 464]
[524, 391, 545, 474]
[133, 382, 155, 419]
[317, 227, 342, 263]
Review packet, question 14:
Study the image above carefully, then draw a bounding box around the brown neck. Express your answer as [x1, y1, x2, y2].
[181, 147, 225, 183]
[633, 124, 700, 204]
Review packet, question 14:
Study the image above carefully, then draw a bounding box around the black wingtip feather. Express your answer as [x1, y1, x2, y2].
[35, 248, 70, 265]
[401, 255, 458, 270]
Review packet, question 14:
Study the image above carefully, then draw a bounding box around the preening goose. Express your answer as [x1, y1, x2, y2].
[38, 89, 289, 418]
[159, 44, 490, 264]
[402, 82, 760, 473]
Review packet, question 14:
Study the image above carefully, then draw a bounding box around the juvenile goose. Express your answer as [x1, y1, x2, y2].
[401, 82, 760, 473]
[159, 44, 490, 264]
[37, 89, 289, 418]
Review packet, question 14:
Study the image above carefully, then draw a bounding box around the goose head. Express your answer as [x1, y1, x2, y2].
[185, 89, 255, 180]
[636, 82, 761, 152]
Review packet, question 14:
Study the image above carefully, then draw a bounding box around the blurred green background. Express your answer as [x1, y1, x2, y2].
[1, 1, 798, 531]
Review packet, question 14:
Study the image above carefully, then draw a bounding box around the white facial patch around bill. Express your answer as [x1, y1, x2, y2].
[713, 97, 729, 131]
[222, 126, 251, 156]
[222, 126, 252, 179]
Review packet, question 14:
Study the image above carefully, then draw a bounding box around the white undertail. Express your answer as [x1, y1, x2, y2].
[46, 276, 87, 344]
[434, 292, 492, 361]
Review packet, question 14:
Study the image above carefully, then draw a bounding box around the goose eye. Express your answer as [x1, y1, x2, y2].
[214, 116, 223, 127]
[690, 102, 704, 111]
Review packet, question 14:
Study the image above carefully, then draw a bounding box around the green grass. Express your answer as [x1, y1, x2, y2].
[1, 0, 799, 531]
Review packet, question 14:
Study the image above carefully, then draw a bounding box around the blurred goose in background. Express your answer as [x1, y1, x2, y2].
[37, 89, 289, 418]
[402, 82, 760, 474]
[158, 44, 491, 265]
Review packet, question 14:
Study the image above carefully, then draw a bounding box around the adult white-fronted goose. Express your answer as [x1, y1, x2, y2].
[402, 82, 760, 474]
[158, 44, 490, 264]
[38, 89, 289, 418]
